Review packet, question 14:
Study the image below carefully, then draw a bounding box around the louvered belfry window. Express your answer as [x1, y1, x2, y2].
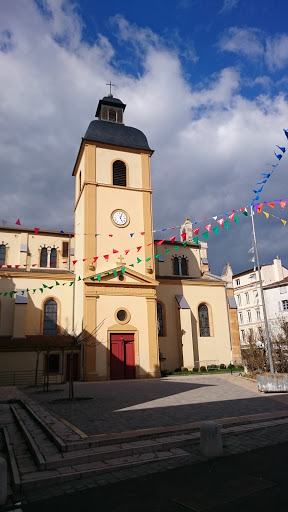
[198, 304, 210, 337]
[113, 160, 127, 187]
[109, 109, 116, 122]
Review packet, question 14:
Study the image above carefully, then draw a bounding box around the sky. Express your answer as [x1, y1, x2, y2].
[1, 0, 288, 275]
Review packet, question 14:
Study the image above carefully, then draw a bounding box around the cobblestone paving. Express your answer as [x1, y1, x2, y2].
[22, 374, 288, 435]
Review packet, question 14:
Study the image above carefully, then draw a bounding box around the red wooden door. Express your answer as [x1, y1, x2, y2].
[110, 334, 135, 380]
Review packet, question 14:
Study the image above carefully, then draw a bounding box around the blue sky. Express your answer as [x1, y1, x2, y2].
[1, 0, 288, 275]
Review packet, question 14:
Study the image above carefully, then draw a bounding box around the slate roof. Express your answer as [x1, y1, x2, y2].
[84, 120, 152, 152]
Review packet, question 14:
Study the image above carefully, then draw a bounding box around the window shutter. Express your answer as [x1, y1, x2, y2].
[113, 160, 126, 187]
[62, 242, 68, 258]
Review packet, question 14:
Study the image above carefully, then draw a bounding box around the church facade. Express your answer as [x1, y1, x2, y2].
[0, 95, 241, 384]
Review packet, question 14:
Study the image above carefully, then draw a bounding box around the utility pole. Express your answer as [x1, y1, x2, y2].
[250, 206, 274, 373]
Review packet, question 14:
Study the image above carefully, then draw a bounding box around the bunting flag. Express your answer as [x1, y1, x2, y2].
[212, 226, 218, 235]
[217, 218, 224, 227]
[113, 249, 118, 254]
[180, 233, 187, 241]
[156, 240, 165, 245]
[34, 228, 39, 235]
[277, 145, 286, 153]
[284, 129, 288, 140]
[281, 201, 287, 210]
[224, 221, 228, 230]
[281, 219, 287, 226]
[15, 219, 21, 225]
[228, 214, 234, 221]
[104, 255, 109, 261]
[204, 224, 211, 232]
[268, 202, 274, 208]
[263, 212, 269, 219]
[193, 237, 198, 244]
[241, 208, 248, 216]
[274, 151, 282, 161]
[97, 275, 101, 282]
[193, 228, 199, 235]
[202, 232, 209, 240]
[121, 267, 125, 273]
[112, 270, 117, 277]
[165, 249, 170, 254]
[137, 257, 141, 263]
[257, 204, 263, 214]
[170, 236, 176, 243]
[124, 249, 130, 255]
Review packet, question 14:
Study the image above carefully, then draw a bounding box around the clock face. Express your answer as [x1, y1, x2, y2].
[112, 210, 128, 226]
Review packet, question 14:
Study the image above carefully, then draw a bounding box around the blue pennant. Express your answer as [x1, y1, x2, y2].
[276, 145, 286, 153]
[283, 129, 288, 140]
[274, 151, 282, 161]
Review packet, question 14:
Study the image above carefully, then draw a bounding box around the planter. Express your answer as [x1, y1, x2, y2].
[257, 373, 288, 393]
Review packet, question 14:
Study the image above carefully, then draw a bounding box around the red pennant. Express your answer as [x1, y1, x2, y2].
[136, 246, 142, 252]
[34, 228, 39, 235]
[72, 260, 78, 265]
[0, 265, 2, 268]
[257, 204, 263, 214]
[280, 201, 286, 210]
[228, 214, 234, 221]
[7, 265, 11, 268]
[93, 257, 98, 263]
[170, 236, 176, 243]
[113, 249, 118, 254]
[83, 258, 87, 261]
[141, 232, 145, 235]
[204, 224, 211, 232]
[217, 218, 224, 227]
[62, 261, 67, 263]
[147, 242, 153, 246]
[109, 234, 113, 237]
[171, 227, 175, 230]
[180, 233, 187, 241]
[15, 265, 20, 269]
[32, 264, 37, 267]
[124, 249, 130, 255]
[193, 228, 199, 236]
[232, 210, 237, 212]
[157, 240, 165, 245]
[104, 255, 109, 261]
[15, 219, 21, 225]
[268, 202, 274, 208]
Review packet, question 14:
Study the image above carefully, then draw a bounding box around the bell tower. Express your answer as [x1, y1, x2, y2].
[72, 91, 160, 381]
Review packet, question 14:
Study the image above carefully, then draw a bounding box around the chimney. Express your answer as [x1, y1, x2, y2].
[273, 257, 283, 282]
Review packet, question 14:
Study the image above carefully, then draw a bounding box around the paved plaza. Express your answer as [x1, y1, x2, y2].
[23, 374, 288, 435]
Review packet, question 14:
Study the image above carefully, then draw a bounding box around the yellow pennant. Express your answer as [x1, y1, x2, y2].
[263, 211, 269, 219]
[281, 219, 287, 226]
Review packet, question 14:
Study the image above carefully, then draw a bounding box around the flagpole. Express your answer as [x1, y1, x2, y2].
[250, 206, 274, 373]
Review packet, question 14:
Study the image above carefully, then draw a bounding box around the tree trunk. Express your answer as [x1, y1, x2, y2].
[34, 351, 40, 387]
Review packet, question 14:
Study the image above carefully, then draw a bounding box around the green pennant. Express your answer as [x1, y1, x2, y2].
[129, 264, 134, 267]
[39, 288, 43, 293]
[78, 276, 82, 281]
[183, 241, 187, 247]
[43, 284, 48, 288]
[234, 214, 238, 223]
[155, 254, 160, 259]
[241, 209, 248, 216]
[4, 293, 7, 296]
[55, 281, 60, 286]
[202, 232, 209, 240]
[97, 275, 101, 282]
[193, 237, 199, 244]
[48, 286, 53, 289]
[165, 249, 170, 254]
[21, 290, 25, 295]
[105, 272, 110, 276]
[145, 257, 151, 262]
[69, 281, 74, 286]
[174, 245, 179, 250]
[224, 221, 229, 230]
[121, 267, 125, 274]
[90, 276, 95, 281]
[212, 226, 218, 235]
[10, 291, 16, 298]
[112, 270, 117, 277]
[33, 289, 36, 294]
[26, 288, 30, 292]
[137, 258, 141, 263]
[0, 293, 2, 296]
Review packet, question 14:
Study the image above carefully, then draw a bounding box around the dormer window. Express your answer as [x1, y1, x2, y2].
[109, 109, 116, 122]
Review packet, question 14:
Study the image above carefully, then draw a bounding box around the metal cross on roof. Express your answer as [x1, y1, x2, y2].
[106, 81, 115, 96]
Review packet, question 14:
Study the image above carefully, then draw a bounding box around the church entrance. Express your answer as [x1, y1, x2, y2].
[110, 334, 136, 380]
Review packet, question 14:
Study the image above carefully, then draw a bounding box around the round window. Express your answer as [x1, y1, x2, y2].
[117, 309, 127, 322]
[118, 274, 124, 282]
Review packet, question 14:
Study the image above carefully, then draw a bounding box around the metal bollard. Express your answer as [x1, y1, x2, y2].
[0, 456, 7, 506]
[200, 421, 223, 458]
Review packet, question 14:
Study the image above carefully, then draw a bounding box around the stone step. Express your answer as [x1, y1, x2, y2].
[20, 448, 190, 490]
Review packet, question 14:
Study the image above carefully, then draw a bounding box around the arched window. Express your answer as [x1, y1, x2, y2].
[50, 248, 57, 268]
[157, 302, 164, 337]
[43, 299, 58, 335]
[109, 109, 116, 122]
[198, 304, 210, 337]
[0, 244, 6, 265]
[181, 256, 188, 276]
[113, 160, 127, 187]
[40, 247, 47, 267]
[173, 256, 180, 275]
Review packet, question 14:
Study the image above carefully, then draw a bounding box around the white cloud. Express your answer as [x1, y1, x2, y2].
[218, 27, 264, 58]
[220, 0, 240, 12]
[0, 1, 288, 275]
[265, 34, 288, 71]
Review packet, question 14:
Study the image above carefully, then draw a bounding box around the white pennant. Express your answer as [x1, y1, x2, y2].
[248, 247, 254, 254]
[212, 216, 217, 220]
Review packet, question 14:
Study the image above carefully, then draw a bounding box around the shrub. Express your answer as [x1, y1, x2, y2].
[207, 364, 218, 371]
[200, 366, 207, 372]
[174, 368, 181, 373]
[161, 369, 168, 377]
[193, 367, 199, 372]
[220, 364, 226, 369]
[181, 367, 188, 372]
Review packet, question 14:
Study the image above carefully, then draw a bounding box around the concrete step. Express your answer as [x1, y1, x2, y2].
[20, 448, 190, 490]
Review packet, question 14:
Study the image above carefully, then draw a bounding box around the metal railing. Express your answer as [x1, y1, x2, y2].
[0, 370, 64, 387]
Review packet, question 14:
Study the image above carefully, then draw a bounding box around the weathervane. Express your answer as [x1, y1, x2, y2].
[106, 81, 115, 97]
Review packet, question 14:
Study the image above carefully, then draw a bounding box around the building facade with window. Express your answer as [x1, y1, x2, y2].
[0, 94, 239, 382]
[222, 258, 288, 345]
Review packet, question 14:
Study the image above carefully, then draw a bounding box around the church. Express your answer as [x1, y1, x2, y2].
[0, 93, 241, 383]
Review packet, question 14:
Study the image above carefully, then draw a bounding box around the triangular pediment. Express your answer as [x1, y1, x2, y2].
[83, 266, 158, 287]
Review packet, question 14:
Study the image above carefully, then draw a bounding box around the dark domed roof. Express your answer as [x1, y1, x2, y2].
[84, 120, 152, 151]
